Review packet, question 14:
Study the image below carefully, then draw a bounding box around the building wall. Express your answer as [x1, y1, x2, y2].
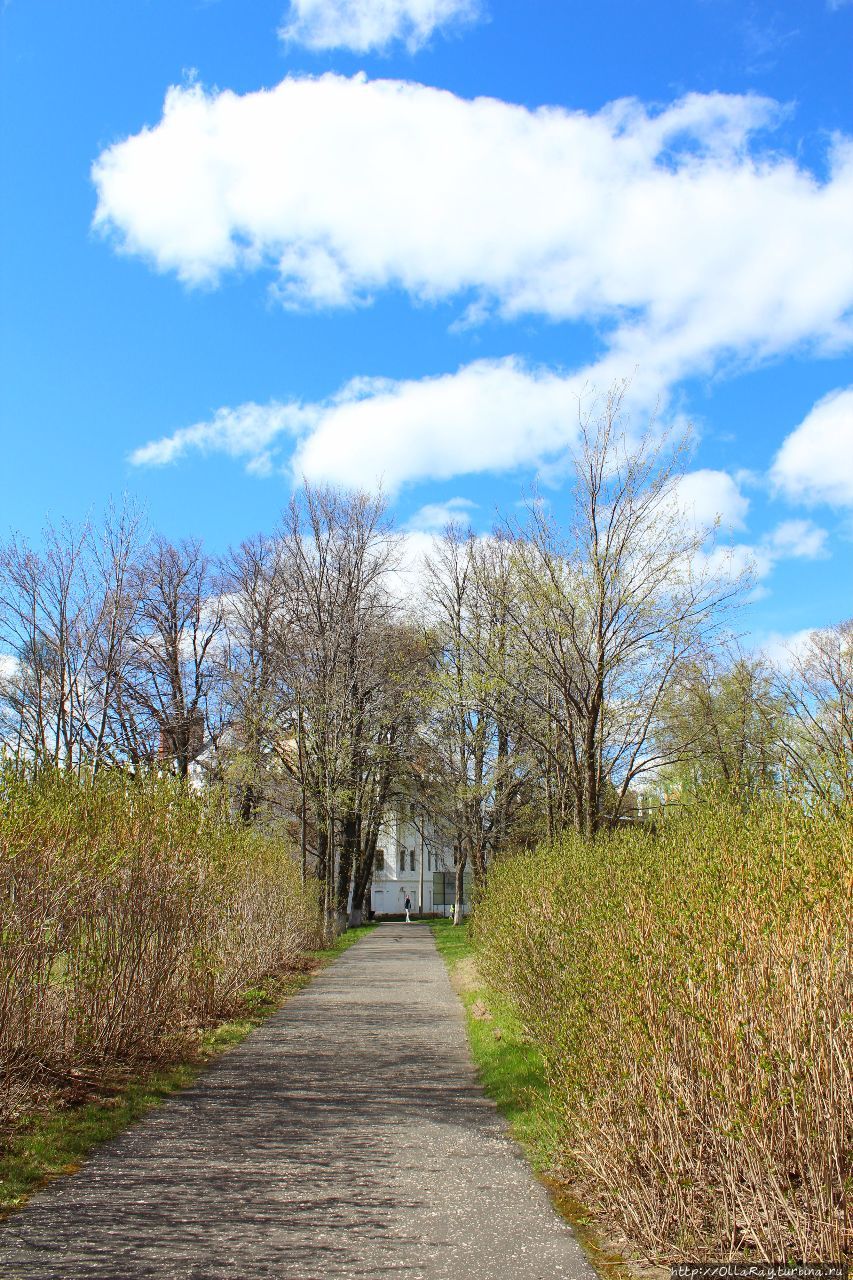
[369, 801, 457, 916]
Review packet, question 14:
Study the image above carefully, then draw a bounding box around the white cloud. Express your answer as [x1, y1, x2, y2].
[392, 529, 441, 605]
[129, 360, 847, 523]
[698, 541, 772, 586]
[764, 518, 829, 560]
[130, 401, 315, 468]
[131, 354, 673, 492]
[770, 386, 853, 506]
[100, 76, 853, 494]
[293, 358, 589, 489]
[699, 517, 828, 592]
[92, 75, 853, 378]
[756, 628, 817, 670]
[0, 654, 19, 683]
[279, 0, 482, 52]
[406, 497, 477, 531]
[676, 469, 749, 533]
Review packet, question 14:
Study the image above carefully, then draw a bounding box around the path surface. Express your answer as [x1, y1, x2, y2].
[0, 925, 596, 1280]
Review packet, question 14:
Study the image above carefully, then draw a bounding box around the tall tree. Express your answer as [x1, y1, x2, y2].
[492, 382, 745, 836]
[423, 528, 522, 920]
[655, 649, 786, 802]
[119, 537, 224, 777]
[87, 499, 149, 776]
[780, 619, 853, 809]
[0, 519, 98, 771]
[346, 620, 436, 926]
[275, 485, 400, 932]
[218, 533, 286, 822]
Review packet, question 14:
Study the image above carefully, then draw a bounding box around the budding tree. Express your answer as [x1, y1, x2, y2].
[422, 528, 534, 920]
[779, 619, 853, 809]
[274, 485, 402, 932]
[654, 648, 786, 802]
[492, 382, 745, 836]
[218, 533, 286, 823]
[118, 537, 225, 777]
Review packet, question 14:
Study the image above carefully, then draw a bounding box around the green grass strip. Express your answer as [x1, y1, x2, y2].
[429, 918, 632, 1280]
[0, 923, 375, 1217]
[430, 918, 554, 1163]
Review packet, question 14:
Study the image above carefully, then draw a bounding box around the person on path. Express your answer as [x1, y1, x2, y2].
[404, 895, 411, 923]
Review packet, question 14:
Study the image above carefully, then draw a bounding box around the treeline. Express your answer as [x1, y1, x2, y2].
[0, 489, 435, 930]
[1, 388, 850, 1256]
[1, 385, 851, 931]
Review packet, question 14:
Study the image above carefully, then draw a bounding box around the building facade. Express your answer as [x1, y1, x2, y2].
[368, 798, 470, 917]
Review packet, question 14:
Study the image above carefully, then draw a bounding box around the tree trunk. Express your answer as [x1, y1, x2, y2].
[335, 810, 358, 926]
[316, 824, 328, 888]
[324, 805, 338, 940]
[239, 781, 256, 825]
[300, 789, 307, 888]
[350, 828, 378, 927]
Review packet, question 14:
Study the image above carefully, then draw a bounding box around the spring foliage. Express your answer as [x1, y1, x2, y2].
[0, 765, 321, 1128]
[474, 798, 852, 1261]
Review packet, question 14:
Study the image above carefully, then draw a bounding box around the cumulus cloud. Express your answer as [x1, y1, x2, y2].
[770, 386, 853, 506]
[129, 354, 676, 492]
[130, 358, 843, 525]
[676, 469, 750, 533]
[293, 358, 591, 489]
[406, 497, 477, 530]
[764, 518, 829, 560]
[756, 627, 819, 670]
[279, 0, 482, 52]
[392, 529, 442, 604]
[92, 75, 853, 373]
[699, 519, 828, 592]
[102, 74, 853, 510]
[0, 654, 19, 683]
[130, 401, 316, 470]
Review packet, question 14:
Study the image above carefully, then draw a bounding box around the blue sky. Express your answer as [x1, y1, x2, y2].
[1, 0, 851, 651]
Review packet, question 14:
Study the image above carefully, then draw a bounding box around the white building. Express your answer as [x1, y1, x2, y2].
[369, 798, 471, 917]
[189, 736, 470, 917]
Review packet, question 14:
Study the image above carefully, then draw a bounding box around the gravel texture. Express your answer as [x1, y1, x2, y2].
[0, 923, 596, 1280]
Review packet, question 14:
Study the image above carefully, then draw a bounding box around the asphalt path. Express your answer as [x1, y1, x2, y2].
[0, 923, 596, 1280]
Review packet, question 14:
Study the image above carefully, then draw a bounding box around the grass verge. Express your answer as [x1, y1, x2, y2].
[429, 918, 648, 1280]
[0, 923, 375, 1218]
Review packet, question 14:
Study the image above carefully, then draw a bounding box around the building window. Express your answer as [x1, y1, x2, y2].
[426, 849, 431, 871]
[399, 850, 406, 873]
[409, 849, 416, 872]
[375, 849, 385, 872]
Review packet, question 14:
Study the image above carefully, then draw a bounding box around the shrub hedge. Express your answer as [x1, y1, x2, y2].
[474, 798, 852, 1261]
[0, 766, 321, 1128]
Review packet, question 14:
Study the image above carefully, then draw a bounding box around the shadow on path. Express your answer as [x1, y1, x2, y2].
[0, 924, 595, 1280]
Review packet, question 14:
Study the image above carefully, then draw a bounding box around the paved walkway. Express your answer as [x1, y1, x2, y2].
[0, 925, 595, 1280]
